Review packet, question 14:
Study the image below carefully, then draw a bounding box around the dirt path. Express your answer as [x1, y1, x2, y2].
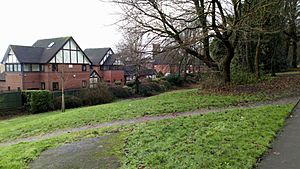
[0, 96, 299, 147]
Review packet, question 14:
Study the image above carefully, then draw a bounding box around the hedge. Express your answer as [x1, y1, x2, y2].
[22, 90, 52, 114]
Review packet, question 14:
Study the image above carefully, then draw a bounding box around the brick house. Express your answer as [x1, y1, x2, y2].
[84, 48, 125, 86]
[0, 37, 92, 91]
[152, 46, 208, 76]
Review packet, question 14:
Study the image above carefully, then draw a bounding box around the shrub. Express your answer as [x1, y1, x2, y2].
[161, 80, 172, 90]
[198, 71, 224, 89]
[114, 80, 122, 86]
[22, 90, 52, 114]
[156, 71, 164, 78]
[125, 80, 135, 87]
[165, 73, 185, 87]
[231, 70, 269, 85]
[81, 83, 114, 106]
[109, 86, 133, 98]
[53, 95, 83, 110]
[139, 82, 164, 97]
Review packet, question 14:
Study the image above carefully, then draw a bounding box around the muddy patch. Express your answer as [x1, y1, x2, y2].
[29, 134, 121, 169]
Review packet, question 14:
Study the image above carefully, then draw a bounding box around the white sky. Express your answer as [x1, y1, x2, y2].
[0, 0, 122, 61]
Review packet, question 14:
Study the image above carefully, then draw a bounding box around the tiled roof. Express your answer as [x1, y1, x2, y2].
[84, 48, 112, 65]
[1, 37, 71, 64]
[32, 37, 70, 63]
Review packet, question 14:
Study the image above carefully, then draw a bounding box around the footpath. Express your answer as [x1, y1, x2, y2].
[257, 99, 300, 169]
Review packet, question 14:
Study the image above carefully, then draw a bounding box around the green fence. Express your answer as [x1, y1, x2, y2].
[0, 92, 23, 111]
[52, 89, 81, 99]
[0, 89, 82, 115]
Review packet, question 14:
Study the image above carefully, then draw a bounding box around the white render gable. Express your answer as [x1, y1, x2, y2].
[3, 48, 19, 64]
[50, 39, 90, 64]
[100, 49, 113, 65]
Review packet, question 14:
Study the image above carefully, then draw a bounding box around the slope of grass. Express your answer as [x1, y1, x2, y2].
[0, 89, 265, 143]
[0, 104, 292, 169]
[122, 104, 292, 169]
[0, 127, 119, 169]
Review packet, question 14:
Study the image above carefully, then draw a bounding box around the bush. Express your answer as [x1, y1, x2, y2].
[109, 86, 133, 98]
[53, 95, 83, 110]
[198, 71, 224, 89]
[125, 80, 135, 87]
[22, 90, 52, 114]
[161, 80, 172, 90]
[139, 82, 164, 97]
[114, 80, 122, 86]
[165, 73, 185, 87]
[231, 70, 269, 85]
[81, 83, 114, 106]
[156, 71, 164, 78]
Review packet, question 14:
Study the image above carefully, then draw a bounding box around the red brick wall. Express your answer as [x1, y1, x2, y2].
[21, 64, 91, 91]
[154, 65, 171, 75]
[2, 73, 23, 91]
[102, 70, 125, 85]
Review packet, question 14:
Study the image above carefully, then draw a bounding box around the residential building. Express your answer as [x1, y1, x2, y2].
[0, 37, 92, 91]
[0, 64, 4, 73]
[84, 48, 125, 86]
[152, 45, 208, 76]
[0, 37, 159, 92]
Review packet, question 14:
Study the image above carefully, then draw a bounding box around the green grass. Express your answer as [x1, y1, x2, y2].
[122, 104, 293, 169]
[0, 89, 266, 143]
[0, 104, 293, 169]
[0, 127, 119, 169]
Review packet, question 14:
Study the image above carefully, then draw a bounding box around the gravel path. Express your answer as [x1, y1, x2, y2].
[1, 96, 299, 147]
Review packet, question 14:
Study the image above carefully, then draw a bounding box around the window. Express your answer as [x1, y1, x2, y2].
[32, 64, 40, 72]
[23, 64, 31, 72]
[8, 86, 10, 91]
[52, 82, 59, 91]
[82, 80, 87, 88]
[82, 65, 87, 72]
[40, 65, 45, 72]
[52, 64, 58, 72]
[22, 64, 43, 72]
[90, 72, 100, 88]
[41, 82, 45, 90]
[48, 42, 55, 48]
[6, 64, 21, 72]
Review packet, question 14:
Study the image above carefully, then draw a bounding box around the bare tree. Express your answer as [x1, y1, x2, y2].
[116, 31, 151, 93]
[108, 0, 285, 83]
[283, 0, 299, 68]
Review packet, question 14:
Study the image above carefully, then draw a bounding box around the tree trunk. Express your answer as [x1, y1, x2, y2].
[135, 76, 140, 94]
[222, 40, 235, 84]
[285, 36, 290, 64]
[292, 39, 298, 68]
[61, 64, 65, 112]
[255, 35, 262, 79]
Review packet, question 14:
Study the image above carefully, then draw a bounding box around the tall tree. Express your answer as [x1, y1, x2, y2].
[283, 0, 299, 68]
[108, 0, 286, 83]
[116, 31, 151, 93]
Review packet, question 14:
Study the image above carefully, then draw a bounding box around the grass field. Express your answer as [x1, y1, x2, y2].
[122, 104, 292, 169]
[0, 89, 266, 143]
[0, 104, 292, 169]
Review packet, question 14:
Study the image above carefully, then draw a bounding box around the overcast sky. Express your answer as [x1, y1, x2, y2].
[0, 0, 122, 61]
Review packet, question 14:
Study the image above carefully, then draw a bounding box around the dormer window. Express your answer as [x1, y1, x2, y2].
[48, 42, 55, 48]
